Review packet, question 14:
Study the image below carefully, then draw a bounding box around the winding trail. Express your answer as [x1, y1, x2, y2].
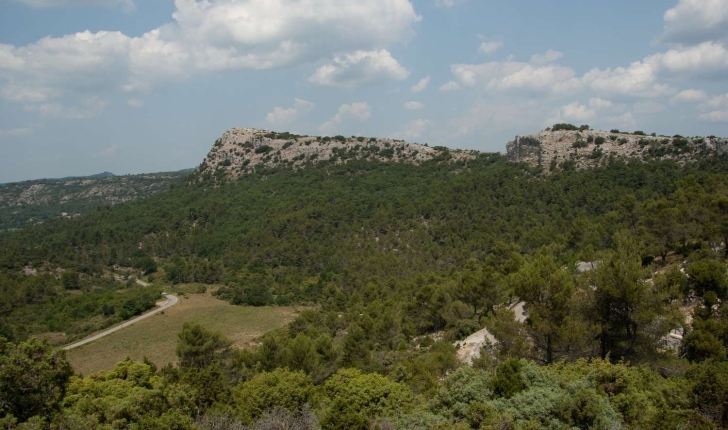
[63, 282, 178, 351]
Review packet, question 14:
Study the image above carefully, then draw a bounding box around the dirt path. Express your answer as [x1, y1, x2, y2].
[63, 292, 178, 351]
[455, 301, 527, 364]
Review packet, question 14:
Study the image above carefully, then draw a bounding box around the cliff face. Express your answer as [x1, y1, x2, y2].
[506, 130, 728, 172]
[196, 128, 478, 180]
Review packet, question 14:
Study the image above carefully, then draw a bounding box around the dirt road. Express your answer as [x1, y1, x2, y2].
[63, 292, 179, 351]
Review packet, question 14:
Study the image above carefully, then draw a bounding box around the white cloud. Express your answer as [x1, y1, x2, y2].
[404, 101, 425, 110]
[589, 97, 614, 110]
[13, 0, 135, 12]
[393, 119, 432, 139]
[266, 98, 315, 125]
[583, 61, 674, 98]
[646, 42, 728, 78]
[439, 81, 461, 92]
[605, 112, 637, 130]
[320, 102, 371, 134]
[0, 127, 33, 137]
[478, 40, 503, 55]
[704, 93, 728, 109]
[0, 0, 420, 115]
[309, 50, 408, 88]
[530, 49, 563, 65]
[670, 89, 708, 104]
[411, 76, 431, 93]
[127, 98, 144, 108]
[451, 61, 582, 95]
[699, 110, 728, 122]
[93, 144, 118, 158]
[659, 0, 728, 45]
[560, 102, 595, 121]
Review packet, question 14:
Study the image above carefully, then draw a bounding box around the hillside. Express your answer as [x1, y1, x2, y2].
[4, 128, 728, 429]
[0, 169, 191, 231]
[196, 127, 477, 181]
[507, 127, 728, 173]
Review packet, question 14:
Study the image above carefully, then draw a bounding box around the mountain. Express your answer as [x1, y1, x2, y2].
[196, 127, 477, 181]
[507, 128, 728, 173]
[0, 169, 191, 231]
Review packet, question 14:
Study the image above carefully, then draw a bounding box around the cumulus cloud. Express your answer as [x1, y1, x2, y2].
[450, 60, 582, 95]
[13, 0, 135, 12]
[478, 40, 503, 55]
[266, 98, 315, 125]
[530, 49, 564, 65]
[439, 81, 461, 92]
[582, 61, 674, 98]
[411, 76, 431, 93]
[320, 102, 371, 134]
[393, 119, 432, 139]
[646, 42, 728, 78]
[0, 0, 420, 115]
[704, 93, 728, 109]
[404, 101, 425, 110]
[309, 50, 408, 88]
[582, 42, 728, 99]
[560, 102, 595, 121]
[699, 110, 728, 122]
[659, 0, 728, 45]
[670, 89, 708, 104]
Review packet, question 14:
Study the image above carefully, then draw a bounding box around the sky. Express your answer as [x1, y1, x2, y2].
[0, 0, 727, 182]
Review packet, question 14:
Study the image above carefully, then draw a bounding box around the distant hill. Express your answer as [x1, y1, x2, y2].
[507, 128, 728, 173]
[0, 169, 192, 231]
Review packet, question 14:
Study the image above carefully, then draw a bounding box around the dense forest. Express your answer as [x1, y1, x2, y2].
[3, 151, 728, 429]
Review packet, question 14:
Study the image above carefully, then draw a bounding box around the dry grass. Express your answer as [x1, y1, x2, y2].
[66, 291, 300, 375]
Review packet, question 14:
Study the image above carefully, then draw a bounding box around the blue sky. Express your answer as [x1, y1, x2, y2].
[0, 0, 727, 182]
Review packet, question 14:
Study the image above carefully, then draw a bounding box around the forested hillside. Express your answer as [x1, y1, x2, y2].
[0, 170, 191, 231]
[3, 131, 728, 429]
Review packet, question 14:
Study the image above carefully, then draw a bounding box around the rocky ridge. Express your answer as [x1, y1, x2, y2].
[197, 128, 479, 180]
[507, 129, 728, 173]
[0, 171, 190, 230]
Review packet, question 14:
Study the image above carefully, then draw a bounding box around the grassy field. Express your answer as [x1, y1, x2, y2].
[66, 290, 300, 375]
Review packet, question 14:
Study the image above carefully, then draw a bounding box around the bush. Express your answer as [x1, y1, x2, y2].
[234, 369, 315, 423]
[255, 145, 272, 154]
[687, 260, 728, 298]
[594, 136, 606, 145]
[61, 270, 80, 290]
[610, 129, 620, 134]
[551, 123, 578, 132]
[492, 359, 525, 399]
[572, 141, 588, 149]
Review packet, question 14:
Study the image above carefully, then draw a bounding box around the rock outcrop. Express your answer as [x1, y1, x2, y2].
[507, 129, 728, 173]
[197, 128, 478, 180]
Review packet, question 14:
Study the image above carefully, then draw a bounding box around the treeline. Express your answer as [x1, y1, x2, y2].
[3, 155, 728, 294]
[3, 319, 728, 429]
[0, 271, 161, 342]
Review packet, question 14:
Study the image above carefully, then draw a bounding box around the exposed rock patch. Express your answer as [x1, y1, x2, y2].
[507, 129, 728, 173]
